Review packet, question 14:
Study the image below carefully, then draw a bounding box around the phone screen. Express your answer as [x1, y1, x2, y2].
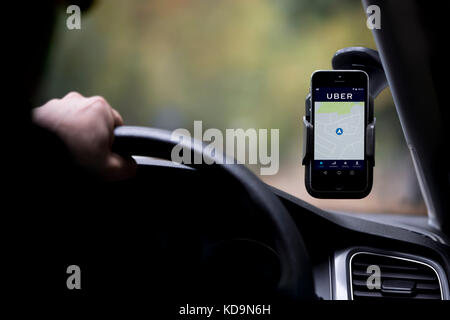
[313, 87, 365, 171]
[309, 70, 370, 196]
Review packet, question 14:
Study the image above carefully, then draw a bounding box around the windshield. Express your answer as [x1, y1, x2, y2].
[35, 0, 425, 215]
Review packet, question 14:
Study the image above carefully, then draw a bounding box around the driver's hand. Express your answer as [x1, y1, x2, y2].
[32, 92, 136, 181]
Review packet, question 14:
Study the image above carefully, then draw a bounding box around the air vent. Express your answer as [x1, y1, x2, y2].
[350, 252, 442, 300]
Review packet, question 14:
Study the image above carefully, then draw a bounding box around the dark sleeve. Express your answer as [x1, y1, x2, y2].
[6, 118, 98, 295]
[14, 118, 94, 186]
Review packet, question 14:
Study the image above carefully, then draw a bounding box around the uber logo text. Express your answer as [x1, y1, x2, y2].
[326, 93, 353, 100]
[171, 121, 279, 175]
[66, 265, 81, 290]
[66, 5, 81, 30]
[366, 264, 381, 289]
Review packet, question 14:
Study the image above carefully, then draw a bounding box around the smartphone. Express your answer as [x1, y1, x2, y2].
[306, 70, 372, 198]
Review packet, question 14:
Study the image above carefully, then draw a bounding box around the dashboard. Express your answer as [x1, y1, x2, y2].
[129, 158, 450, 301]
[274, 187, 450, 300]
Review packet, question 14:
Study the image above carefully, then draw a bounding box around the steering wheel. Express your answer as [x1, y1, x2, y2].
[113, 126, 314, 300]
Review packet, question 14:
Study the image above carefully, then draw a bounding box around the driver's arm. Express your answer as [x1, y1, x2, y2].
[32, 91, 136, 181]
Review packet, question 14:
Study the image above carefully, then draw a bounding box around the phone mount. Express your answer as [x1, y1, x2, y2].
[302, 47, 388, 196]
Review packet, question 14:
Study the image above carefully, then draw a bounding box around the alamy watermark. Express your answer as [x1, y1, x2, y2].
[366, 5, 381, 30]
[366, 264, 381, 289]
[66, 264, 81, 290]
[171, 121, 279, 175]
[66, 5, 81, 30]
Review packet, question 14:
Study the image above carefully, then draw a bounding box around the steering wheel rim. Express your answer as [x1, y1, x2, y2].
[113, 125, 314, 300]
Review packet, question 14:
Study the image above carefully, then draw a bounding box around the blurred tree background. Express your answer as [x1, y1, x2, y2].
[36, 0, 425, 214]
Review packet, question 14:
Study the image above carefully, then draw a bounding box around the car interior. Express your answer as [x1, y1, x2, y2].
[95, 0, 450, 303]
[13, 0, 449, 309]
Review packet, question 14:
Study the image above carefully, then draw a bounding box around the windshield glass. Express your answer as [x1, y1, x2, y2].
[36, 0, 425, 215]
